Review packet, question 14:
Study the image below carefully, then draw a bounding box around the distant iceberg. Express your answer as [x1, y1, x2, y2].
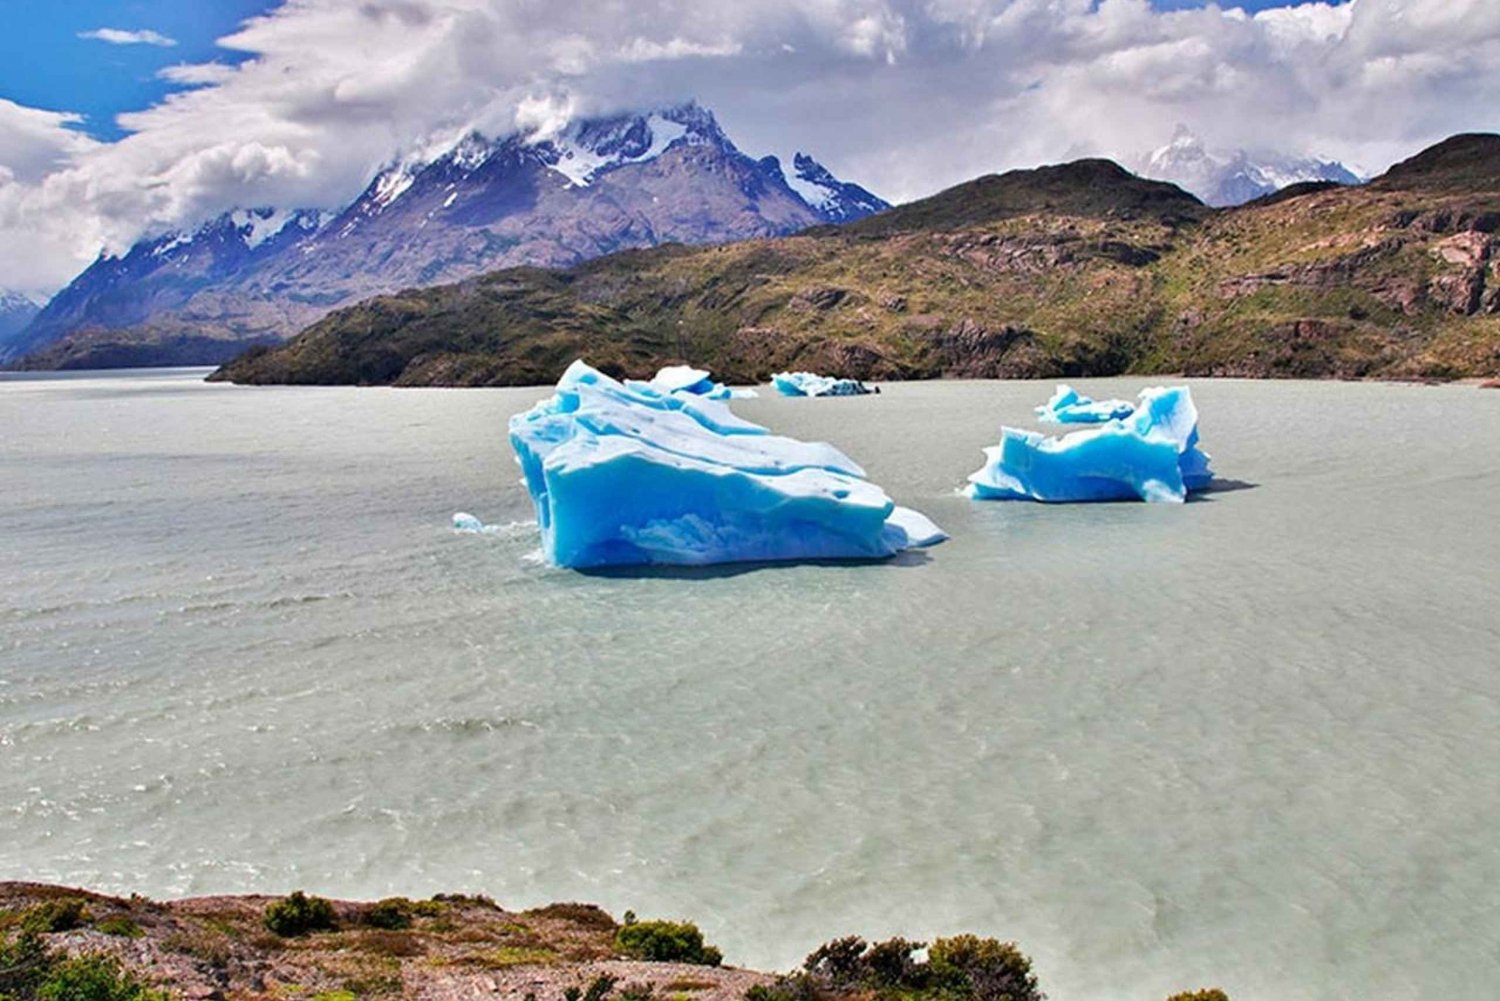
[968, 386, 1213, 503]
[509, 361, 945, 568]
[1034, 384, 1135, 424]
[641, 365, 757, 400]
[772, 371, 874, 397]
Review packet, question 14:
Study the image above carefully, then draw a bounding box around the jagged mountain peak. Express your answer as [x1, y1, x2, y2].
[776, 152, 890, 222]
[1136, 125, 1361, 207]
[11, 100, 892, 369]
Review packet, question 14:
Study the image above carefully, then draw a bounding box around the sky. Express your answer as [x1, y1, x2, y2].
[1, 0, 1496, 298]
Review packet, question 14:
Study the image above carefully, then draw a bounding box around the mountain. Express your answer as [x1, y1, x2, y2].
[1134, 125, 1362, 207]
[7, 102, 889, 370]
[213, 133, 1500, 387]
[0, 291, 40, 347]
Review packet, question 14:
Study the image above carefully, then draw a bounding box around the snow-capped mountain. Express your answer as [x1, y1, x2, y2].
[777, 153, 888, 223]
[1134, 125, 1362, 207]
[10, 102, 890, 368]
[0, 290, 40, 348]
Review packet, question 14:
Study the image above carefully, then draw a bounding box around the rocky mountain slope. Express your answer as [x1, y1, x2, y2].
[0, 290, 39, 343]
[6, 103, 887, 369]
[213, 133, 1500, 387]
[1133, 125, 1362, 207]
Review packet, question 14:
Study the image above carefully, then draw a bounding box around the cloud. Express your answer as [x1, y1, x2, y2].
[3, 0, 1499, 297]
[79, 27, 179, 47]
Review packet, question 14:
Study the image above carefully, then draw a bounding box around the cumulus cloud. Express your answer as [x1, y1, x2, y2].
[3, 0, 1499, 296]
[79, 27, 179, 47]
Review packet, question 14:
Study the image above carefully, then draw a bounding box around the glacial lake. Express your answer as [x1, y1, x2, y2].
[2, 369, 1498, 1001]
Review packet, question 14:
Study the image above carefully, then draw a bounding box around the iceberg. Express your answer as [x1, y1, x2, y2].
[967, 386, 1213, 504]
[1034, 384, 1135, 424]
[772, 371, 874, 397]
[640, 365, 757, 400]
[509, 361, 945, 568]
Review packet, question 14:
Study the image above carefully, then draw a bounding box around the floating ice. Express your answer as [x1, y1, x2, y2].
[967, 386, 1213, 504]
[638, 365, 757, 400]
[509, 361, 945, 567]
[453, 511, 486, 532]
[772, 371, 874, 397]
[1034, 384, 1135, 424]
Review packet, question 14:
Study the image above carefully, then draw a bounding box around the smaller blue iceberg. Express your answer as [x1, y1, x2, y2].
[642, 365, 757, 400]
[509, 361, 945, 568]
[1034, 384, 1135, 424]
[772, 371, 874, 397]
[967, 386, 1213, 504]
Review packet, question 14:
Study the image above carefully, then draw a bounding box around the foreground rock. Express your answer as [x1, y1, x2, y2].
[0, 882, 768, 1001]
[508, 361, 943, 568]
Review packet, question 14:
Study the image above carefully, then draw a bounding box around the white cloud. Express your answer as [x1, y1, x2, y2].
[79, 27, 179, 47]
[3, 0, 1499, 297]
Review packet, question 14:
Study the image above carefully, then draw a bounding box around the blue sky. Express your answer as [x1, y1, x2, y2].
[0, 0, 274, 139]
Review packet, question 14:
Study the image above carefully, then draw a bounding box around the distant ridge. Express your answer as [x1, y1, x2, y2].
[213, 132, 1500, 388]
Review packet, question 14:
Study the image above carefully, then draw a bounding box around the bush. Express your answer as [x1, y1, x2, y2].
[263, 892, 337, 937]
[790, 933, 1043, 1001]
[1, 931, 166, 1001]
[614, 920, 723, 966]
[1166, 991, 1229, 1001]
[929, 935, 1042, 1001]
[360, 898, 413, 930]
[96, 917, 144, 939]
[21, 898, 90, 935]
[35, 955, 167, 1001]
[803, 936, 866, 987]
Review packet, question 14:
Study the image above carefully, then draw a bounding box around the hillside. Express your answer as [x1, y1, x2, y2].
[210, 133, 1500, 387]
[0, 881, 1231, 1001]
[6, 103, 887, 370]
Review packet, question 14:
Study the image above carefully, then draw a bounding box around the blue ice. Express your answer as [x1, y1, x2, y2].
[967, 386, 1214, 503]
[509, 361, 945, 568]
[637, 365, 758, 400]
[1034, 384, 1136, 424]
[771, 371, 874, 397]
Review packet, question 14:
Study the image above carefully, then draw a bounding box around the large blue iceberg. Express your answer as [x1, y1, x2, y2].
[772, 371, 874, 397]
[1034, 384, 1135, 424]
[642, 365, 757, 400]
[509, 361, 945, 567]
[967, 386, 1213, 503]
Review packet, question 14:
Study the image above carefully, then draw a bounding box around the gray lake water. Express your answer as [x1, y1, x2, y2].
[3, 369, 1498, 1000]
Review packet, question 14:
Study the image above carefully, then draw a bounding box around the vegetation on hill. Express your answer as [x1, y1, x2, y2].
[212, 134, 1500, 387]
[0, 883, 1230, 1001]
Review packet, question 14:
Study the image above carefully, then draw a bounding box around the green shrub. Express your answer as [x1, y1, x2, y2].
[791, 933, 1043, 1001]
[21, 898, 90, 935]
[929, 935, 1042, 1001]
[96, 917, 144, 939]
[862, 937, 926, 989]
[263, 891, 337, 937]
[360, 898, 413, 930]
[615, 920, 723, 966]
[802, 936, 866, 987]
[743, 973, 820, 1001]
[35, 954, 166, 1001]
[1166, 991, 1229, 1001]
[1, 932, 166, 1001]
